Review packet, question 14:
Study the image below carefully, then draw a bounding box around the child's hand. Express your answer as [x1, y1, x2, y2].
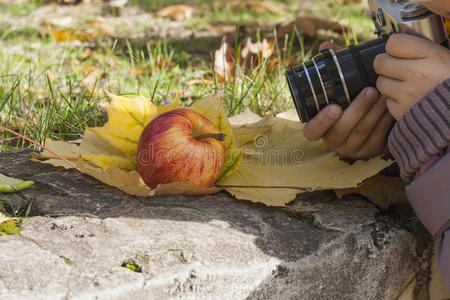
[303, 88, 393, 159]
[303, 42, 394, 160]
[374, 34, 450, 120]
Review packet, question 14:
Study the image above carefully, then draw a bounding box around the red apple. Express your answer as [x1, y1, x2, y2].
[136, 108, 226, 189]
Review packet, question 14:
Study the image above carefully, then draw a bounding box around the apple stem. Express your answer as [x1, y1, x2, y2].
[195, 133, 226, 141]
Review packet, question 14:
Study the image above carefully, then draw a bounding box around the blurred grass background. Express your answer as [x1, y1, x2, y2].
[0, 0, 373, 149]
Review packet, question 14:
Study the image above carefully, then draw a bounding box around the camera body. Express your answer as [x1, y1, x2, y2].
[368, 0, 448, 45]
[285, 0, 449, 123]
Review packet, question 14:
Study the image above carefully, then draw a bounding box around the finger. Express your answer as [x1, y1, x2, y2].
[386, 97, 403, 120]
[341, 95, 388, 152]
[355, 112, 394, 159]
[376, 76, 404, 101]
[373, 53, 410, 81]
[319, 41, 342, 52]
[324, 87, 379, 148]
[303, 104, 342, 141]
[386, 33, 437, 59]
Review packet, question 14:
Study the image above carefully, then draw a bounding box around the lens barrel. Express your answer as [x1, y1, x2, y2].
[286, 35, 389, 123]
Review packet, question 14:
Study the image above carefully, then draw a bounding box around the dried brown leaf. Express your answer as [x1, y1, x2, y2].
[214, 41, 235, 82]
[334, 175, 408, 210]
[240, 37, 277, 71]
[134, 66, 150, 76]
[156, 57, 174, 69]
[42, 17, 116, 42]
[156, 5, 195, 21]
[230, 1, 283, 14]
[82, 67, 104, 94]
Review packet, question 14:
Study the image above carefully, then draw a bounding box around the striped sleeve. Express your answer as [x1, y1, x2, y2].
[388, 79, 450, 182]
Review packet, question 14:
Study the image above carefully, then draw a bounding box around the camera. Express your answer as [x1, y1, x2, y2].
[285, 0, 449, 123]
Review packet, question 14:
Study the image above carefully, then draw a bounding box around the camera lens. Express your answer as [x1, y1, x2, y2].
[286, 35, 389, 123]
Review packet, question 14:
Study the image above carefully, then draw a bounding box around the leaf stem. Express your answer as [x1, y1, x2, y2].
[36, 154, 80, 160]
[215, 184, 312, 192]
[0, 125, 81, 171]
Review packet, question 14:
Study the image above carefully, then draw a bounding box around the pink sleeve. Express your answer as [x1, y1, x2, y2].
[387, 79, 450, 289]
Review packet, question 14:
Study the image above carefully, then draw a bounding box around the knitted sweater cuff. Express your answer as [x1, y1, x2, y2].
[388, 79, 450, 182]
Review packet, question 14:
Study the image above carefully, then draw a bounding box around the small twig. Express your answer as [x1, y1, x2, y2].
[215, 184, 312, 192]
[0, 125, 81, 171]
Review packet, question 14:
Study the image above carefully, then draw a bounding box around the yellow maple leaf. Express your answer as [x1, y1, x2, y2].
[218, 110, 394, 206]
[88, 91, 159, 159]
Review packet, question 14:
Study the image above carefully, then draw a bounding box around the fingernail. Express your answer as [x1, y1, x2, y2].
[327, 105, 341, 119]
[365, 88, 378, 100]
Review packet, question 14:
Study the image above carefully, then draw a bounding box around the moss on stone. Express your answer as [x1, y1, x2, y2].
[0, 220, 22, 235]
[281, 208, 315, 225]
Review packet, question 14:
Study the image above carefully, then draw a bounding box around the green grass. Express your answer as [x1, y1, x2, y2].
[0, 0, 370, 150]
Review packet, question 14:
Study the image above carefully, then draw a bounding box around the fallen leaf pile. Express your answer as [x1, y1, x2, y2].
[38, 93, 393, 206]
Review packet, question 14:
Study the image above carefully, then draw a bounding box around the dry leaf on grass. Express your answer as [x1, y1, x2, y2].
[156, 5, 195, 21]
[277, 16, 347, 37]
[230, 1, 284, 14]
[156, 57, 174, 69]
[82, 67, 104, 94]
[240, 37, 277, 72]
[41, 18, 116, 42]
[134, 66, 150, 76]
[214, 41, 235, 82]
[334, 175, 408, 210]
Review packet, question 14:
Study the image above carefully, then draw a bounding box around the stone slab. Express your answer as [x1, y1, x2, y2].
[0, 150, 433, 299]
